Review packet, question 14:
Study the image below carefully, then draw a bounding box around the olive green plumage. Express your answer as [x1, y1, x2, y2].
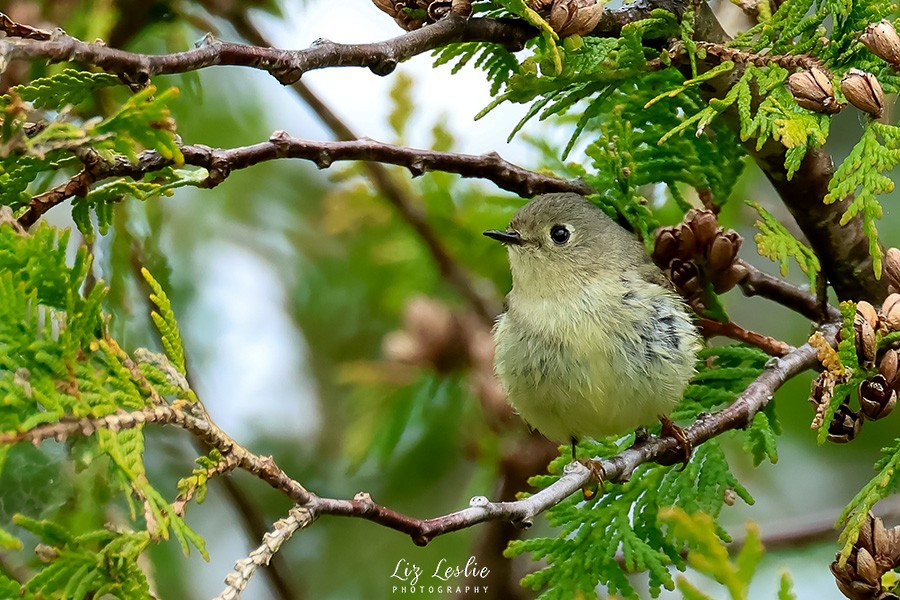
[486, 193, 700, 444]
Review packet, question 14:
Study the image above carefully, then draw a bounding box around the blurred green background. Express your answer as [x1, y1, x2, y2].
[1, 1, 899, 598]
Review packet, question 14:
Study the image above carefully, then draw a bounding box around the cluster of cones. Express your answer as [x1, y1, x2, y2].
[651, 209, 746, 314]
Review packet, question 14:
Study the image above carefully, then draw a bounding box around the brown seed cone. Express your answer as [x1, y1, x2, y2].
[711, 261, 750, 294]
[788, 68, 843, 114]
[384, 296, 469, 373]
[527, 0, 554, 11]
[706, 230, 743, 273]
[827, 403, 863, 443]
[668, 258, 702, 296]
[859, 374, 897, 420]
[549, 0, 603, 37]
[652, 228, 680, 266]
[879, 350, 900, 388]
[832, 513, 900, 600]
[861, 20, 900, 67]
[451, 0, 473, 15]
[882, 293, 900, 331]
[677, 223, 697, 257]
[841, 69, 886, 118]
[855, 309, 878, 367]
[884, 248, 900, 290]
[684, 209, 719, 248]
[858, 300, 880, 330]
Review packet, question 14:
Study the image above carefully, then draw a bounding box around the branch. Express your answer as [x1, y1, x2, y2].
[0, 405, 314, 505]
[684, 5, 886, 302]
[214, 506, 315, 600]
[17, 134, 588, 323]
[696, 317, 792, 356]
[737, 259, 841, 322]
[1, 321, 837, 546]
[0, 12, 533, 84]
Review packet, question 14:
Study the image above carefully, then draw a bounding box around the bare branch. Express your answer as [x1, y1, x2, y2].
[215, 507, 316, 600]
[737, 259, 841, 322]
[19, 135, 589, 227]
[697, 317, 792, 356]
[0, 12, 532, 84]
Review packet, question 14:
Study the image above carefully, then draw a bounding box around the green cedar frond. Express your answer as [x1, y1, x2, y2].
[142, 267, 186, 374]
[750, 201, 820, 288]
[744, 403, 781, 466]
[90, 86, 183, 162]
[13, 69, 121, 110]
[825, 121, 900, 277]
[778, 572, 797, 600]
[660, 508, 766, 600]
[837, 436, 900, 564]
[433, 42, 518, 96]
[75, 167, 207, 241]
[661, 65, 827, 178]
[14, 516, 152, 600]
[176, 449, 227, 506]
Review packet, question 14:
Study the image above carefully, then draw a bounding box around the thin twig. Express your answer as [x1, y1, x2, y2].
[697, 317, 792, 356]
[214, 506, 315, 600]
[737, 259, 841, 322]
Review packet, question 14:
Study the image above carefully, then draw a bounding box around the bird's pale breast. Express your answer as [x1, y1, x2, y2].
[493, 278, 697, 443]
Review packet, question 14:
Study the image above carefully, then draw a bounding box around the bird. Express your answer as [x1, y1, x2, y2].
[484, 193, 700, 464]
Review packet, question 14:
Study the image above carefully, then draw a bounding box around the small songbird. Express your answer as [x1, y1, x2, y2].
[485, 193, 700, 458]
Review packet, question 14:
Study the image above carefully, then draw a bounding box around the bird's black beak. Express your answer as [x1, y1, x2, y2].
[483, 229, 523, 245]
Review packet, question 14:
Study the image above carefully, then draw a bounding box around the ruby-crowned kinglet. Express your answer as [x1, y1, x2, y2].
[485, 193, 700, 454]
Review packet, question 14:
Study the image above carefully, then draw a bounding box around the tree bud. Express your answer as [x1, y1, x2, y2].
[787, 68, 842, 114]
[549, 0, 603, 38]
[859, 375, 897, 420]
[841, 69, 885, 118]
[861, 20, 900, 66]
[883, 293, 900, 331]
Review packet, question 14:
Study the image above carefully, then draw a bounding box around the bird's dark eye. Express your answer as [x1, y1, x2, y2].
[550, 225, 571, 245]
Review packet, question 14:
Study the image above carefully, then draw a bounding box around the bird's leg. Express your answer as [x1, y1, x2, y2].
[658, 414, 693, 470]
[634, 426, 651, 444]
[571, 437, 605, 500]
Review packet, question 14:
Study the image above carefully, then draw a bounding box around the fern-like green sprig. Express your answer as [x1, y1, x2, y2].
[825, 121, 900, 277]
[142, 267, 186, 374]
[750, 201, 820, 288]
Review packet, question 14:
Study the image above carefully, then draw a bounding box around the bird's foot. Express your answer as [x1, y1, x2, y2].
[576, 458, 605, 500]
[658, 415, 693, 471]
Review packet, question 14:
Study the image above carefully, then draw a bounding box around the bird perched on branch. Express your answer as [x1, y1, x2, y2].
[485, 193, 700, 465]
